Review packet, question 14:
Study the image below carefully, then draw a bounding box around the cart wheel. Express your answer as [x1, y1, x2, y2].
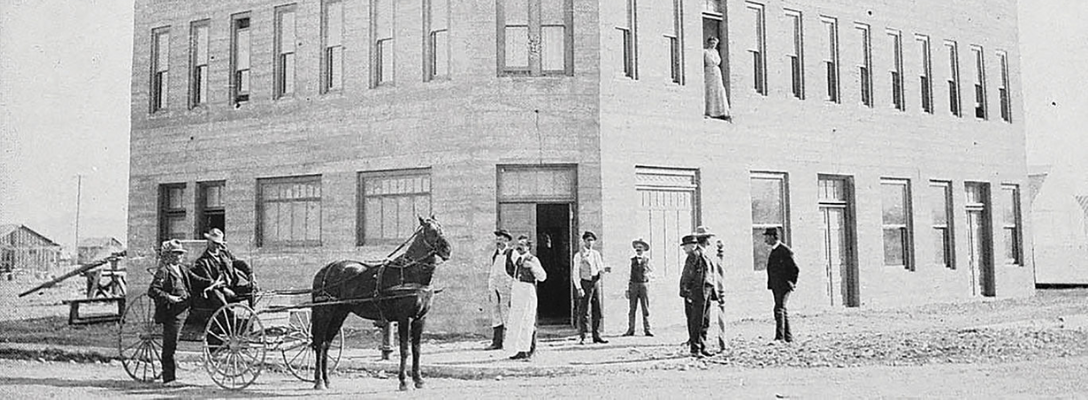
[118, 293, 162, 382]
[281, 310, 344, 382]
[203, 303, 266, 390]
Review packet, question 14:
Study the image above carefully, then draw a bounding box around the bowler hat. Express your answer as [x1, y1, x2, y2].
[632, 238, 649, 249]
[680, 235, 697, 246]
[493, 229, 513, 240]
[204, 228, 226, 244]
[582, 231, 597, 241]
[160, 239, 187, 254]
[693, 226, 714, 238]
[762, 227, 779, 237]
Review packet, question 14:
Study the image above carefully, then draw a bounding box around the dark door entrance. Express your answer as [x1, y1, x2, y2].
[535, 204, 572, 325]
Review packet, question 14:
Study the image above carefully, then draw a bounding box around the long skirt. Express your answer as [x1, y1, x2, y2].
[506, 281, 537, 355]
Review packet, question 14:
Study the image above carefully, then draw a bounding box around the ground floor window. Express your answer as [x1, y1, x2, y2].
[159, 183, 188, 243]
[750, 172, 788, 270]
[257, 175, 322, 247]
[357, 169, 432, 245]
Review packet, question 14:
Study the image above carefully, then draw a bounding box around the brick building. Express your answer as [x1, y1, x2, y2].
[128, 0, 1032, 335]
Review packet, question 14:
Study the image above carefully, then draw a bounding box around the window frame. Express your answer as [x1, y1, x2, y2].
[371, 0, 396, 87]
[746, 2, 767, 95]
[496, 0, 574, 77]
[159, 183, 188, 244]
[856, 23, 873, 107]
[189, 21, 210, 108]
[618, 0, 638, 79]
[230, 13, 252, 105]
[257, 175, 323, 248]
[274, 5, 297, 99]
[1000, 184, 1023, 266]
[971, 45, 987, 120]
[667, 0, 684, 84]
[821, 16, 839, 103]
[424, 0, 451, 82]
[785, 9, 804, 100]
[197, 181, 226, 237]
[750, 172, 790, 271]
[887, 29, 905, 111]
[946, 40, 962, 117]
[322, 0, 345, 93]
[881, 178, 914, 270]
[917, 34, 933, 114]
[357, 168, 434, 246]
[997, 50, 1012, 123]
[150, 26, 170, 114]
[930, 180, 955, 269]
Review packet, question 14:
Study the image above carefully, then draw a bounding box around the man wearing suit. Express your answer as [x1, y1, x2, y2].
[763, 228, 799, 343]
[148, 240, 192, 386]
[679, 226, 725, 357]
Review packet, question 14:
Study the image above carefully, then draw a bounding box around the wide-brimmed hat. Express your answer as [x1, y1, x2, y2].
[204, 228, 226, 244]
[693, 226, 714, 238]
[680, 235, 697, 245]
[582, 231, 597, 241]
[161, 239, 187, 254]
[632, 238, 649, 249]
[762, 227, 779, 237]
[493, 229, 513, 241]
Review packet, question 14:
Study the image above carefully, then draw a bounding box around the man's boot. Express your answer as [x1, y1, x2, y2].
[486, 325, 503, 350]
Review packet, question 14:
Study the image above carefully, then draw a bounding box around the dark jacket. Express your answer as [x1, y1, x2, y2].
[148, 264, 192, 324]
[766, 243, 800, 291]
[679, 248, 725, 299]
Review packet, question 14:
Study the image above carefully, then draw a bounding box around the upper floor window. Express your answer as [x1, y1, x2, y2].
[997, 50, 1012, 122]
[668, 0, 684, 84]
[917, 34, 933, 114]
[357, 169, 432, 245]
[258, 175, 322, 247]
[323, 1, 344, 92]
[275, 5, 297, 98]
[746, 2, 767, 95]
[971, 45, 987, 120]
[617, 0, 637, 79]
[946, 40, 961, 117]
[881, 178, 914, 270]
[424, 0, 450, 81]
[150, 27, 170, 113]
[785, 10, 804, 99]
[372, 0, 395, 87]
[189, 21, 209, 108]
[497, 0, 574, 76]
[231, 14, 251, 105]
[856, 23, 872, 107]
[888, 29, 905, 111]
[821, 16, 839, 103]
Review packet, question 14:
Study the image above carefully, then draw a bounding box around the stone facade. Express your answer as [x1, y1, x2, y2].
[129, 0, 1032, 335]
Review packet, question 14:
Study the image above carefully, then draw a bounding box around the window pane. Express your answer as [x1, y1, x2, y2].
[365, 197, 382, 239]
[382, 197, 398, 238]
[327, 1, 343, 47]
[934, 228, 948, 266]
[541, 26, 565, 71]
[328, 47, 343, 89]
[433, 30, 449, 77]
[168, 187, 184, 209]
[882, 183, 907, 225]
[167, 216, 187, 240]
[282, 53, 295, 94]
[930, 184, 948, 225]
[156, 32, 170, 71]
[195, 25, 208, 63]
[1002, 188, 1018, 225]
[505, 26, 529, 68]
[506, 0, 528, 25]
[380, 40, 394, 82]
[306, 201, 321, 241]
[883, 228, 905, 265]
[281, 11, 296, 52]
[751, 178, 784, 224]
[236, 28, 250, 70]
[1003, 228, 1016, 262]
[704, 0, 723, 14]
[541, 0, 564, 24]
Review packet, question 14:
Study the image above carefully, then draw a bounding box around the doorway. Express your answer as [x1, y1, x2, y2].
[818, 175, 859, 307]
[965, 182, 994, 297]
[702, 14, 730, 101]
[535, 204, 573, 324]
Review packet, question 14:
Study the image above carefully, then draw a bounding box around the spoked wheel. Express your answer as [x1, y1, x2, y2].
[118, 293, 162, 382]
[281, 310, 344, 382]
[203, 303, 266, 390]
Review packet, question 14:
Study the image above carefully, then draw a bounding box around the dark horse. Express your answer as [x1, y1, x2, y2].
[309, 217, 451, 391]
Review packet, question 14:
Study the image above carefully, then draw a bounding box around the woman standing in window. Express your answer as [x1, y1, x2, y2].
[704, 37, 731, 121]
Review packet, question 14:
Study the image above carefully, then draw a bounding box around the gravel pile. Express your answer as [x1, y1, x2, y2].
[692, 327, 1088, 369]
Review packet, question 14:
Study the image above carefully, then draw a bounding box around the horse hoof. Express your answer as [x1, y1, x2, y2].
[414, 380, 425, 389]
[399, 382, 409, 391]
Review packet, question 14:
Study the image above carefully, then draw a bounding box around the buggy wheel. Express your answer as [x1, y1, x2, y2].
[280, 310, 344, 382]
[117, 293, 162, 382]
[203, 303, 266, 391]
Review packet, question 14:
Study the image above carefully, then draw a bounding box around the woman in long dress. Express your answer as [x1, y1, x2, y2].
[704, 37, 731, 120]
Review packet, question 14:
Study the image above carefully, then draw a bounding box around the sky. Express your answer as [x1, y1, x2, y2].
[0, 0, 1084, 254]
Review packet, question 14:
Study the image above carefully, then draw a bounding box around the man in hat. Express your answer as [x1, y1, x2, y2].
[678, 234, 697, 348]
[679, 226, 725, 357]
[572, 230, 610, 344]
[485, 229, 515, 350]
[763, 228, 799, 343]
[507, 235, 547, 360]
[623, 238, 654, 337]
[191, 228, 253, 310]
[148, 240, 192, 386]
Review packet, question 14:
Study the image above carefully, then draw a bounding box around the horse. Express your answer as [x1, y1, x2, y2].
[309, 216, 451, 391]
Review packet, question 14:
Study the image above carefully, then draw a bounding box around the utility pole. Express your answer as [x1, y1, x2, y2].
[74, 174, 83, 262]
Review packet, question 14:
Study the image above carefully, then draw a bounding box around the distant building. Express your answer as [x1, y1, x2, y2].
[1029, 165, 1088, 285]
[128, 0, 1033, 334]
[0, 224, 62, 275]
[77, 237, 126, 265]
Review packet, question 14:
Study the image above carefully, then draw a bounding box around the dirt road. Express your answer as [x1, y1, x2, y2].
[3, 355, 1087, 399]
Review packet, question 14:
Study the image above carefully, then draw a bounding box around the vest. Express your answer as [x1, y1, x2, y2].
[629, 256, 649, 283]
[514, 255, 538, 283]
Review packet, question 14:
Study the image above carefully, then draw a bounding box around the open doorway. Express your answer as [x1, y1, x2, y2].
[535, 204, 572, 325]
